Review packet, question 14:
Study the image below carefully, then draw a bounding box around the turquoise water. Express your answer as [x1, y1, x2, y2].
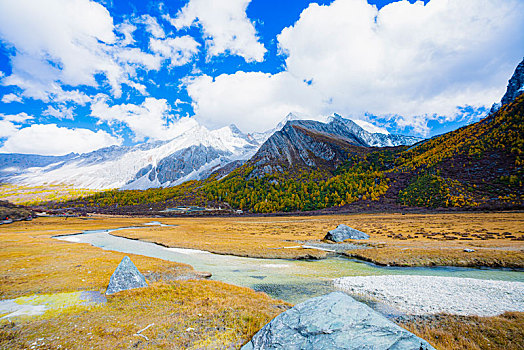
[56, 227, 524, 304]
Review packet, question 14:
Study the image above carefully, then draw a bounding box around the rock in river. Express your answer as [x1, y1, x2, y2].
[325, 224, 369, 242]
[241, 292, 435, 350]
[106, 256, 148, 295]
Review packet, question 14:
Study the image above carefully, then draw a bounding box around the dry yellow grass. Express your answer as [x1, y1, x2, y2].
[1, 214, 523, 349]
[399, 312, 524, 350]
[110, 212, 524, 267]
[0, 184, 99, 205]
[0, 217, 289, 349]
[0, 281, 288, 350]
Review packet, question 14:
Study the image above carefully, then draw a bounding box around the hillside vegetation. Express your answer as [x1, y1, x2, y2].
[59, 94, 523, 213]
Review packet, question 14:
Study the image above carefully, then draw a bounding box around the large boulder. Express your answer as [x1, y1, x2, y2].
[325, 224, 369, 242]
[242, 292, 435, 350]
[106, 256, 148, 295]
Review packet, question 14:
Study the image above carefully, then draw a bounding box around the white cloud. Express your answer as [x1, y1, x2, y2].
[0, 124, 121, 156]
[276, 0, 524, 135]
[0, 112, 33, 138]
[0, 0, 163, 102]
[187, 0, 524, 136]
[43, 105, 75, 120]
[187, 71, 324, 131]
[2, 113, 33, 123]
[352, 119, 390, 135]
[90, 95, 199, 141]
[150, 36, 200, 67]
[116, 21, 136, 46]
[141, 14, 165, 39]
[167, 0, 266, 62]
[0, 121, 21, 139]
[1, 93, 22, 103]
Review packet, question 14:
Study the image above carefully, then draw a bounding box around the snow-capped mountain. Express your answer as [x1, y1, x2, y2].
[7, 120, 259, 190]
[247, 112, 301, 144]
[327, 114, 422, 147]
[1, 113, 422, 190]
[247, 114, 423, 178]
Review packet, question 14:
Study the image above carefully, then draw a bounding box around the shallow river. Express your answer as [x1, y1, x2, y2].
[56, 226, 524, 304]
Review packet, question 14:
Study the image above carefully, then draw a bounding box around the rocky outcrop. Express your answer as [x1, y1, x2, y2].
[242, 292, 435, 350]
[248, 116, 422, 178]
[106, 256, 148, 295]
[501, 58, 524, 106]
[325, 224, 369, 242]
[491, 57, 524, 114]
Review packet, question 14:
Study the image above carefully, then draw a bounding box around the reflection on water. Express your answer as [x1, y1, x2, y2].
[55, 227, 524, 304]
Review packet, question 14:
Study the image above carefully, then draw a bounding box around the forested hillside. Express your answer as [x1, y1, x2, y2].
[58, 92, 523, 213]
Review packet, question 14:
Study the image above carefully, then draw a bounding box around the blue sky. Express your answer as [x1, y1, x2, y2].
[0, 0, 522, 155]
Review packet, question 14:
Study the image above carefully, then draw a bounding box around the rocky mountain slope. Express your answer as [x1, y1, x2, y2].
[248, 115, 422, 178]
[1, 112, 419, 191]
[490, 57, 524, 113]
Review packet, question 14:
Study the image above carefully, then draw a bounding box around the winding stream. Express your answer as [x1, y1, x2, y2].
[56, 226, 524, 304]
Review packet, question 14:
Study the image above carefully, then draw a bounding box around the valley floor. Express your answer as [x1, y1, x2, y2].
[109, 212, 524, 268]
[0, 213, 523, 349]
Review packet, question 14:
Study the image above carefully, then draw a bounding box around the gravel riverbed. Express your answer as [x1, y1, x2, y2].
[334, 275, 524, 316]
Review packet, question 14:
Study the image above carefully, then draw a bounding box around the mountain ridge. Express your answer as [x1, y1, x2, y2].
[1, 113, 420, 190]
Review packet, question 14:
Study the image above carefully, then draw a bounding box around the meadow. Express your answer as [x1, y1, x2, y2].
[0, 184, 99, 206]
[110, 212, 524, 268]
[0, 213, 523, 349]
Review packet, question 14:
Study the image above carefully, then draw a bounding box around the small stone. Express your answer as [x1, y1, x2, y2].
[106, 256, 148, 295]
[325, 224, 369, 242]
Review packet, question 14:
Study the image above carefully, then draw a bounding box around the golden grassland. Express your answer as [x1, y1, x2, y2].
[399, 312, 524, 350]
[110, 212, 524, 268]
[0, 282, 288, 350]
[0, 218, 288, 349]
[1, 215, 523, 349]
[0, 183, 100, 206]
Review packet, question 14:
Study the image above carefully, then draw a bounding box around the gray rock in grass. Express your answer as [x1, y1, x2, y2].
[242, 292, 435, 350]
[106, 256, 148, 295]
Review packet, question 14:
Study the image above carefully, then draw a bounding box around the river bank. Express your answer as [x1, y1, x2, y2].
[105, 212, 524, 268]
[0, 217, 288, 349]
[1, 216, 523, 349]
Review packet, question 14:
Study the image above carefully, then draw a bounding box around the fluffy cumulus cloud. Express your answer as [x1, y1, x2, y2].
[1, 93, 22, 103]
[0, 124, 121, 156]
[187, 71, 324, 131]
[0, 0, 190, 102]
[167, 0, 266, 62]
[0, 113, 33, 138]
[187, 0, 524, 135]
[90, 95, 199, 141]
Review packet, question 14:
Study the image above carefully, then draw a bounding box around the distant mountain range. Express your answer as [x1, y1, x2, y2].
[60, 57, 523, 214]
[0, 112, 421, 190]
[4, 57, 523, 213]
